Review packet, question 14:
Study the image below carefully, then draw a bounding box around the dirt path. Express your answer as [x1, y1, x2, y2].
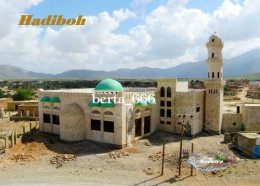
[0, 131, 260, 185]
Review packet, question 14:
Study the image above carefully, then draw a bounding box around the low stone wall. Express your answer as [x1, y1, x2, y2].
[0, 122, 39, 151]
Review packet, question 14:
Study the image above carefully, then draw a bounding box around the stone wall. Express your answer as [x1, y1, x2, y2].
[174, 90, 205, 135]
[0, 98, 12, 109]
[222, 113, 242, 132]
[242, 104, 260, 131]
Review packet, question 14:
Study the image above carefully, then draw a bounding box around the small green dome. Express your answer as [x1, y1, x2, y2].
[40, 96, 50, 102]
[50, 97, 61, 103]
[88, 98, 101, 107]
[147, 97, 156, 105]
[95, 78, 124, 91]
[101, 100, 115, 108]
[135, 99, 148, 107]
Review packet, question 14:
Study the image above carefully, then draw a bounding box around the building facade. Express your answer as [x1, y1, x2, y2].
[39, 34, 257, 147]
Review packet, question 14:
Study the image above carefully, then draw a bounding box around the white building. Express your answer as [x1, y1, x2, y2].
[38, 34, 229, 147]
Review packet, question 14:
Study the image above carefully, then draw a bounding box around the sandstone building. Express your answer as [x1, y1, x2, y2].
[38, 34, 259, 147]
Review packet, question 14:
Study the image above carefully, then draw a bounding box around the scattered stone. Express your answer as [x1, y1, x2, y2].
[50, 154, 77, 164]
[143, 168, 154, 175]
[144, 141, 151, 146]
[148, 151, 172, 161]
[109, 151, 130, 159]
[10, 153, 35, 162]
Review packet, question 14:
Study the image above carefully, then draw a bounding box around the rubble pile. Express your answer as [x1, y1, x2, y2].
[10, 153, 35, 162]
[148, 151, 172, 161]
[50, 154, 77, 164]
[109, 151, 130, 159]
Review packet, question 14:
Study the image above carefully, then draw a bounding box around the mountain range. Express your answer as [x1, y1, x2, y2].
[0, 49, 260, 80]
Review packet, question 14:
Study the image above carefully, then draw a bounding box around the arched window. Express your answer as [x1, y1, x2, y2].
[92, 110, 100, 114]
[53, 106, 60, 110]
[135, 109, 140, 113]
[104, 111, 113, 115]
[44, 106, 50, 109]
[212, 72, 214, 78]
[167, 87, 171, 98]
[145, 108, 150, 112]
[160, 87, 165, 97]
[212, 39, 214, 42]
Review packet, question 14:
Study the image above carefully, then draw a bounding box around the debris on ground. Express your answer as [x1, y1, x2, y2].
[148, 151, 172, 161]
[109, 151, 130, 159]
[143, 167, 154, 175]
[10, 153, 35, 162]
[50, 154, 77, 164]
[186, 152, 242, 172]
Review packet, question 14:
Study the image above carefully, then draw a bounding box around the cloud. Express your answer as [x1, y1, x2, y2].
[0, 0, 260, 73]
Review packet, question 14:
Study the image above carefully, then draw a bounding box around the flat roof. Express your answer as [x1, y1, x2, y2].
[244, 104, 260, 107]
[239, 132, 260, 139]
[39, 88, 95, 93]
[8, 100, 38, 103]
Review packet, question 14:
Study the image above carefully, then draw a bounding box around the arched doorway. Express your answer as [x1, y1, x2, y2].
[60, 103, 86, 141]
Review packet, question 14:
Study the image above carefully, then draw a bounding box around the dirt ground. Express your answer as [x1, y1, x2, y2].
[0, 130, 260, 186]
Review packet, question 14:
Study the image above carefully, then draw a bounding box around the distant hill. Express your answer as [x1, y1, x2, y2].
[0, 48, 260, 80]
[228, 72, 260, 80]
[0, 65, 54, 79]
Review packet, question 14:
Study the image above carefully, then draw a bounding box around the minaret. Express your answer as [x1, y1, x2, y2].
[205, 33, 226, 134]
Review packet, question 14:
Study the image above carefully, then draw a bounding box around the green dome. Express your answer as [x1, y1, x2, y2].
[40, 96, 50, 102]
[147, 97, 156, 105]
[50, 97, 61, 103]
[88, 98, 101, 107]
[95, 79, 124, 91]
[135, 99, 148, 107]
[101, 100, 115, 108]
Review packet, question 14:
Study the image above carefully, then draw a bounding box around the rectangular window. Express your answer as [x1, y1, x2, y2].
[104, 121, 114, 133]
[167, 101, 171, 107]
[135, 118, 142, 137]
[212, 53, 214, 58]
[160, 109, 165, 117]
[52, 115, 60, 125]
[43, 114, 50, 123]
[160, 120, 164, 124]
[160, 101, 165, 107]
[144, 116, 151, 134]
[167, 109, 171, 118]
[233, 122, 236, 126]
[166, 121, 171, 125]
[196, 107, 200, 112]
[91, 119, 101, 131]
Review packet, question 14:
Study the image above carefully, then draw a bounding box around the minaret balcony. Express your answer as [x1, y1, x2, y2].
[205, 79, 226, 88]
[206, 42, 224, 48]
[206, 58, 223, 64]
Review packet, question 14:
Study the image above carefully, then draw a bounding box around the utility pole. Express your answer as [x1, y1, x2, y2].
[191, 143, 194, 176]
[161, 137, 166, 175]
[177, 114, 193, 177]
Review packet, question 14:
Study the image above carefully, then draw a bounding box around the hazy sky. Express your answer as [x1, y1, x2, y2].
[0, 0, 259, 74]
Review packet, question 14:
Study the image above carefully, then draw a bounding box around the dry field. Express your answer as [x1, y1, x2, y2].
[0, 130, 260, 186]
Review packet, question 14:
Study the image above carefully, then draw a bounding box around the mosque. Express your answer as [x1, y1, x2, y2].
[38, 34, 226, 147]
